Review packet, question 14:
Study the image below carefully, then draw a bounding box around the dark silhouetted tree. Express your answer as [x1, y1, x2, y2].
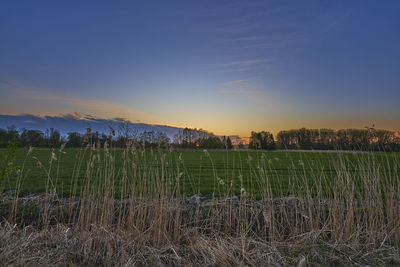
[249, 131, 275, 150]
[226, 136, 233, 149]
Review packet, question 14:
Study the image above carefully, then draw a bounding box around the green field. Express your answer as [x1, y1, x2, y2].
[1, 148, 399, 198]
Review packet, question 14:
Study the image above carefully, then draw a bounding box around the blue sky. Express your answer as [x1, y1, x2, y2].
[1, 0, 399, 137]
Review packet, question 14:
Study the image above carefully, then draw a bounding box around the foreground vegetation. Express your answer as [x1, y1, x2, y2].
[0, 144, 399, 265]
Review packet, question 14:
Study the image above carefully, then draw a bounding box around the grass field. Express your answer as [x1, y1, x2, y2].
[1, 147, 399, 197]
[1, 146, 400, 265]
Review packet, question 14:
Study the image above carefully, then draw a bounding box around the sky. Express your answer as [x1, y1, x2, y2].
[1, 0, 399, 137]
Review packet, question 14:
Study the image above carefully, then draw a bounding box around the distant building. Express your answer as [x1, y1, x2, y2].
[230, 135, 249, 146]
[218, 135, 249, 146]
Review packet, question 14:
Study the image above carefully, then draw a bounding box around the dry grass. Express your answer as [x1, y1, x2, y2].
[0, 221, 399, 266]
[1, 143, 399, 266]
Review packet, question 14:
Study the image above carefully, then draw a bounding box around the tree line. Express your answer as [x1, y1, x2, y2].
[0, 126, 233, 150]
[249, 127, 400, 151]
[172, 127, 233, 149]
[1, 125, 399, 151]
[0, 126, 171, 149]
[0, 126, 64, 148]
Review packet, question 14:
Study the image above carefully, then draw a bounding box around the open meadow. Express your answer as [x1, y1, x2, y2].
[1, 147, 400, 198]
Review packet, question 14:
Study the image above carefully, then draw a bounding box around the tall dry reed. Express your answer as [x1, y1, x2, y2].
[2, 143, 400, 265]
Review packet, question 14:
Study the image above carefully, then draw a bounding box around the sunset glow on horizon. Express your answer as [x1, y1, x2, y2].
[1, 1, 399, 137]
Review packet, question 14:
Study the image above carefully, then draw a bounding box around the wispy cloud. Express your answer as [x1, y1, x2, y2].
[61, 112, 83, 119]
[0, 80, 160, 123]
[230, 35, 268, 42]
[0, 79, 20, 89]
[219, 80, 245, 86]
[219, 88, 263, 96]
[218, 59, 270, 67]
[218, 78, 269, 104]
